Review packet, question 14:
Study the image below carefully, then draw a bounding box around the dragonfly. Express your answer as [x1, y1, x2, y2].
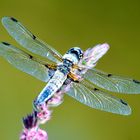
[0, 17, 140, 116]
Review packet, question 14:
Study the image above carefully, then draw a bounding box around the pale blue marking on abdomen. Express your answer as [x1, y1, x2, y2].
[34, 86, 53, 106]
[34, 70, 67, 108]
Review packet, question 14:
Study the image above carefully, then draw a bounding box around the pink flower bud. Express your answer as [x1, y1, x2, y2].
[20, 127, 48, 140]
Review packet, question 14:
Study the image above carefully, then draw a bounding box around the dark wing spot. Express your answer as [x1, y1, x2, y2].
[32, 34, 36, 40]
[93, 88, 99, 91]
[120, 99, 128, 106]
[74, 80, 80, 83]
[107, 74, 112, 77]
[10, 17, 18, 22]
[45, 64, 49, 68]
[133, 79, 140, 84]
[2, 42, 10, 46]
[29, 55, 33, 59]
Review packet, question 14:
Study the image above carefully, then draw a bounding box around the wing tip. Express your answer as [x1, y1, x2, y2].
[1, 16, 8, 23]
[123, 108, 132, 116]
[119, 99, 132, 116]
[120, 104, 132, 116]
[1, 16, 18, 25]
[102, 43, 110, 50]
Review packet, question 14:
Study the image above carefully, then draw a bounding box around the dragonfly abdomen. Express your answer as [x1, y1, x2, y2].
[34, 70, 67, 107]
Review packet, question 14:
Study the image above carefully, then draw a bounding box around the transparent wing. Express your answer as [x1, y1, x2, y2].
[2, 17, 63, 63]
[66, 80, 131, 115]
[0, 42, 55, 82]
[83, 68, 140, 94]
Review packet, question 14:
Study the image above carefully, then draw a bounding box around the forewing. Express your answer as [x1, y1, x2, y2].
[66, 80, 131, 115]
[83, 68, 140, 94]
[2, 17, 62, 63]
[0, 42, 55, 82]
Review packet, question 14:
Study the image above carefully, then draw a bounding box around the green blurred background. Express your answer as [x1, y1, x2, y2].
[0, 0, 140, 140]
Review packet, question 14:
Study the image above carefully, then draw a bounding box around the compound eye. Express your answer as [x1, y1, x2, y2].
[79, 55, 82, 58]
[79, 53, 83, 58]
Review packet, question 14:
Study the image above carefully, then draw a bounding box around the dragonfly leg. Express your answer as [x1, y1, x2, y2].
[68, 72, 82, 82]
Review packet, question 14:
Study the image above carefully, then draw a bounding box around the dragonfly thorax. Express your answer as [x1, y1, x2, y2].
[63, 47, 83, 64]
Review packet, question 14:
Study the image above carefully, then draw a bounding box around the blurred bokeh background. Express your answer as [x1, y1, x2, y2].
[0, 0, 140, 140]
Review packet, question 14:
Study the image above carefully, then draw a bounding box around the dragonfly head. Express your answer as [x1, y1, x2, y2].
[63, 47, 83, 64]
